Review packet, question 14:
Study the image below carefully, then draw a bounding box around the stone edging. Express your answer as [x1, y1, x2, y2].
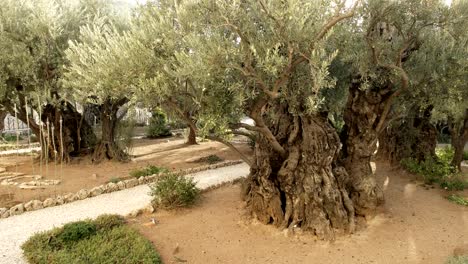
[0, 160, 243, 219]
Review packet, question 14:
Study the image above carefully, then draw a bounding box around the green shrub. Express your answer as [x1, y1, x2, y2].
[447, 194, 468, 206]
[150, 173, 200, 209]
[94, 214, 125, 230]
[147, 109, 171, 139]
[22, 215, 161, 264]
[108, 177, 122, 184]
[1, 133, 21, 142]
[131, 165, 168, 178]
[57, 221, 97, 246]
[194, 154, 224, 164]
[446, 255, 468, 264]
[463, 151, 468, 161]
[401, 147, 467, 190]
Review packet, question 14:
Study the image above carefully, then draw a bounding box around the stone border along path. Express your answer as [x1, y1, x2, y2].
[0, 160, 243, 219]
[0, 162, 250, 264]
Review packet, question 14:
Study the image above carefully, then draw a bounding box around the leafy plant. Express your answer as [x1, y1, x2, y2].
[147, 109, 172, 139]
[130, 165, 168, 179]
[193, 154, 224, 164]
[401, 147, 467, 190]
[108, 177, 122, 184]
[22, 215, 161, 264]
[1, 133, 21, 142]
[463, 151, 468, 161]
[150, 173, 200, 209]
[446, 255, 468, 264]
[446, 194, 468, 206]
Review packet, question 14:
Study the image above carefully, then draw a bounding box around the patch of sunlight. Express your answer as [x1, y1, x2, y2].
[404, 183, 416, 199]
[383, 176, 390, 191]
[407, 234, 419, 262]
[370, 162, 376, 174]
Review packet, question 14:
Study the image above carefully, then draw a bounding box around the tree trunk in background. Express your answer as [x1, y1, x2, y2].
[449, 109, 468, 172]
[0, 110, 8, 133]
[340, 83, 386, 217]
[12, 99, 97, 162]
[244, 105, 356, 240]
[187, 125, 197, 145]
[92, 98, 128, 163]
[377, 106, 437, 164]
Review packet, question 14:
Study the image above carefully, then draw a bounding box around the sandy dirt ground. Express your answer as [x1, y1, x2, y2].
[0, 137, 251, 207]
[131, 162, 468, 264]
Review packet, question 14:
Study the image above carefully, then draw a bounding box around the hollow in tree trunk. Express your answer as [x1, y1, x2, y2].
[92, 98, 128, 163]
[448, 109, 468, 172]
[377, 106, 437, 164]
[244, 105, 356, 240]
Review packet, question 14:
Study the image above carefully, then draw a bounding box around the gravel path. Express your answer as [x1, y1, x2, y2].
[0, 163, 249, 264]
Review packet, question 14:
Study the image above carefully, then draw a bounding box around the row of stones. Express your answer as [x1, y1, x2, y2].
[0, 160, 243, 219]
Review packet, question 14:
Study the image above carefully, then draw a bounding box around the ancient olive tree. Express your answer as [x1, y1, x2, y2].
[140, 0, 363, 239]
[64, 21, 150, 162]
[0, 0, 126, 160]
[334, 0, 451, 212]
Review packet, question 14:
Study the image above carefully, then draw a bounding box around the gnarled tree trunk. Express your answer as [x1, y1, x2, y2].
[92, 98, 128, 162]
[244, 106, 355, 240]
[448, 109, 468, 172]
[377, 106, 437, 164]
[340, 82, 386, 217]
[187, 125, 197, 145]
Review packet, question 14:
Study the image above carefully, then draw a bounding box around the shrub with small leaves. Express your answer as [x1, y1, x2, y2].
[147, 109, 171, 139]
[193, 154, 224, 164]
[150, 173, 200, 209]
[57, 221, 97, 246]
[131, 165, 168, 178]
[94, 214, 125, 231]
[446, 194, 468, 206]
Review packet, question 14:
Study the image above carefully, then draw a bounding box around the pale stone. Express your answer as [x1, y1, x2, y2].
[25, 200, 43, 211]
[107, 182, 119, 192]
[77, 189, 89, 200]
[117, 181, 126, 190]
[56, 195, 65, 205]
[10, 203, 25, 216]
[64, 193, 78, 203]
[43, 198, 57, 208]
[1, 210, 10, 218]
[90, 186, 103, 197]
[144, 204, 154, 214]
[0, 208, 7, 216]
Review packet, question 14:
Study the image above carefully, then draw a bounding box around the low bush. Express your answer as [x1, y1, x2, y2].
[150, 173, 200, 209]
[147, 109, 171, 139]
[401, 147, 467, 190]
[193, 154, 224, 164]
[446, 194, 468, 206]
[131, 165, 168, 179]
[446, 255, 468, 264]
[464, 150, 468, 161]
[22, 215, 161, 264]
[108, 177, 122, 184]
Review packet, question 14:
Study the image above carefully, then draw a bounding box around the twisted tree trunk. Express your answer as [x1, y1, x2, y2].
[187, 125, 197, 145]
[92, 98, 128, 162]
[244, 106, 355, 240]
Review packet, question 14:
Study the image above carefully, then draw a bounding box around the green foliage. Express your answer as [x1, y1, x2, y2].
[1, 133, 21, 142]
[146, 109, 171, 139]
[446, 255, 468, 264]
[94, 214, 125, 230]
[108, 177, 122, 184]
[464, 151, 468, 161]
[401, 147, 467, 190]
[446, 194, 468, 207]
[22, 216, 161, 264]
[150, 173, 200, 209]
[194, 154, 224, 164]
[131, 165, 168, 179]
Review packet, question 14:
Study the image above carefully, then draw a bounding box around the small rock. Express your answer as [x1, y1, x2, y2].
[129, 209, 142, 217]
[1, 210, 10, 218]
[138, 177, 146, 185]
[77, 189, 89, 200]
[144, 204, 155, 214]
[64, 193, 77, 203]
[0, 208, 7, 216]
[89, 186, 103, 196]
[100, 184, 108, 193]
[117, 181, 126, 190]
[25, 200, 43, 211]
[107, 182, 119, 192]
[173, 243, 180, 255]
[91, 173, 98, 179]
[43, 198, 57, 208]
[56, 195, 65, 205]
[10, 203, 25, 216]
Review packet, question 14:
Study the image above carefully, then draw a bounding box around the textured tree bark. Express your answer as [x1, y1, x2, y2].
[92, 98, 128, 162]
[0, 110, 8, 133]
[187, 124, 197, 145]
[340, 82, 386, 217]
[449, 109, 468, 172]
[244, 105, 355, 240]
[377, 106, 437, 164]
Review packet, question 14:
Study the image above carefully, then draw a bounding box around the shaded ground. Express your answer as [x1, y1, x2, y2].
[131, 162, 468, 264]
[0, 137, 252, 207]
